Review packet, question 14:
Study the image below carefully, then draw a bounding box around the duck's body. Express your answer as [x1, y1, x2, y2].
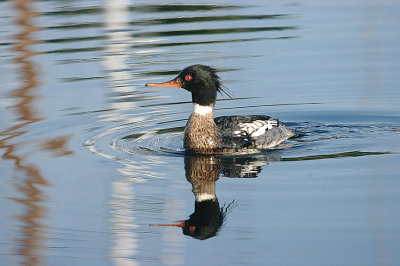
[184, 103, 222, 153]
[146, 64, 295, 154]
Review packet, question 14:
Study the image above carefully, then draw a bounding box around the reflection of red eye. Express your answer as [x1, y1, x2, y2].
[185, 75, 192, 81]
[189, 226, 196, 232]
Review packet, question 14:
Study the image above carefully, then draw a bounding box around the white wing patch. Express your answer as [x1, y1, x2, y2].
[234, 119, 278, 137]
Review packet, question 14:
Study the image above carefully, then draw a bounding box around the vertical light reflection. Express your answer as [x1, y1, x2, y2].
[103, 0, 139, 264]
[102, 0, 138, 121]
[110, 179, 139, 266]
[102, 2, 186, 263]
[0, 0, 47, 264]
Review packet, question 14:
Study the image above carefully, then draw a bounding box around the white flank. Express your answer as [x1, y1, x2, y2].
[250, 125, 269, 137]
[235, 119, 278, 137]
[193, 103, 213, 116]
[195, 193, 216, 202]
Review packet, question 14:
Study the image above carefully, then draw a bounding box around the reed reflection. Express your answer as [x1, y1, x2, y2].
[153, 155, 278, 240]
[0, 0, 45, 264]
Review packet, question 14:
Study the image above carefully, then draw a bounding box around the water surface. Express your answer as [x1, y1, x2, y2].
[1, 0, 399, 265]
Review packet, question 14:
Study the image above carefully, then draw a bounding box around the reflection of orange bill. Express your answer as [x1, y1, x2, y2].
[150, 220, 185, 227]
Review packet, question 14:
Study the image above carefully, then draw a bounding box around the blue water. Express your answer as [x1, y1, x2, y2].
[0, 0, 399, 265]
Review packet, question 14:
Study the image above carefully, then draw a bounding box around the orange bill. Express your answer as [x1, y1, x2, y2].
[145, 78, 182, 88]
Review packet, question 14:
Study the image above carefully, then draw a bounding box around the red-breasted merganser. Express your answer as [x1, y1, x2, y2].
[146, 64, 295, 154]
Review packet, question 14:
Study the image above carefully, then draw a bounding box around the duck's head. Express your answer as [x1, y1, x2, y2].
[146, 64, 228, 106]
[150, 199, 225, 240]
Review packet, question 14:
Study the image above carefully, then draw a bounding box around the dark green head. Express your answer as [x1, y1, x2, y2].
[146, 64, 229, 106]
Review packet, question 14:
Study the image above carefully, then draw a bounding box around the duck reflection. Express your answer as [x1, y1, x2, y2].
[153, 154, 279, 240]
[182, 156, 224, 240]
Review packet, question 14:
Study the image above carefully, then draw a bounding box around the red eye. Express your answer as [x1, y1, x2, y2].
[189, 226, 196, 232]
[185, 75, 192, 81]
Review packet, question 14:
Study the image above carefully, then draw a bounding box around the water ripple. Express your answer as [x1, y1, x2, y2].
[85, 107, 399, 168]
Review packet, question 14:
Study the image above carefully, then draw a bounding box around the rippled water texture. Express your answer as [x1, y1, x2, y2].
[1, 0, 400, 265]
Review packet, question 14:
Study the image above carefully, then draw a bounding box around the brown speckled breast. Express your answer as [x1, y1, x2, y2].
[184, 113, 222, 154]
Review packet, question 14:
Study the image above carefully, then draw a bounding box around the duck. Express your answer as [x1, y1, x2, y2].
[145, 64, 295, 154]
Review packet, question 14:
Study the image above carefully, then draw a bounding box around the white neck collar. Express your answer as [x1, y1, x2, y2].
[195, 193, 216, 202]
[193, 103, 213, 116]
